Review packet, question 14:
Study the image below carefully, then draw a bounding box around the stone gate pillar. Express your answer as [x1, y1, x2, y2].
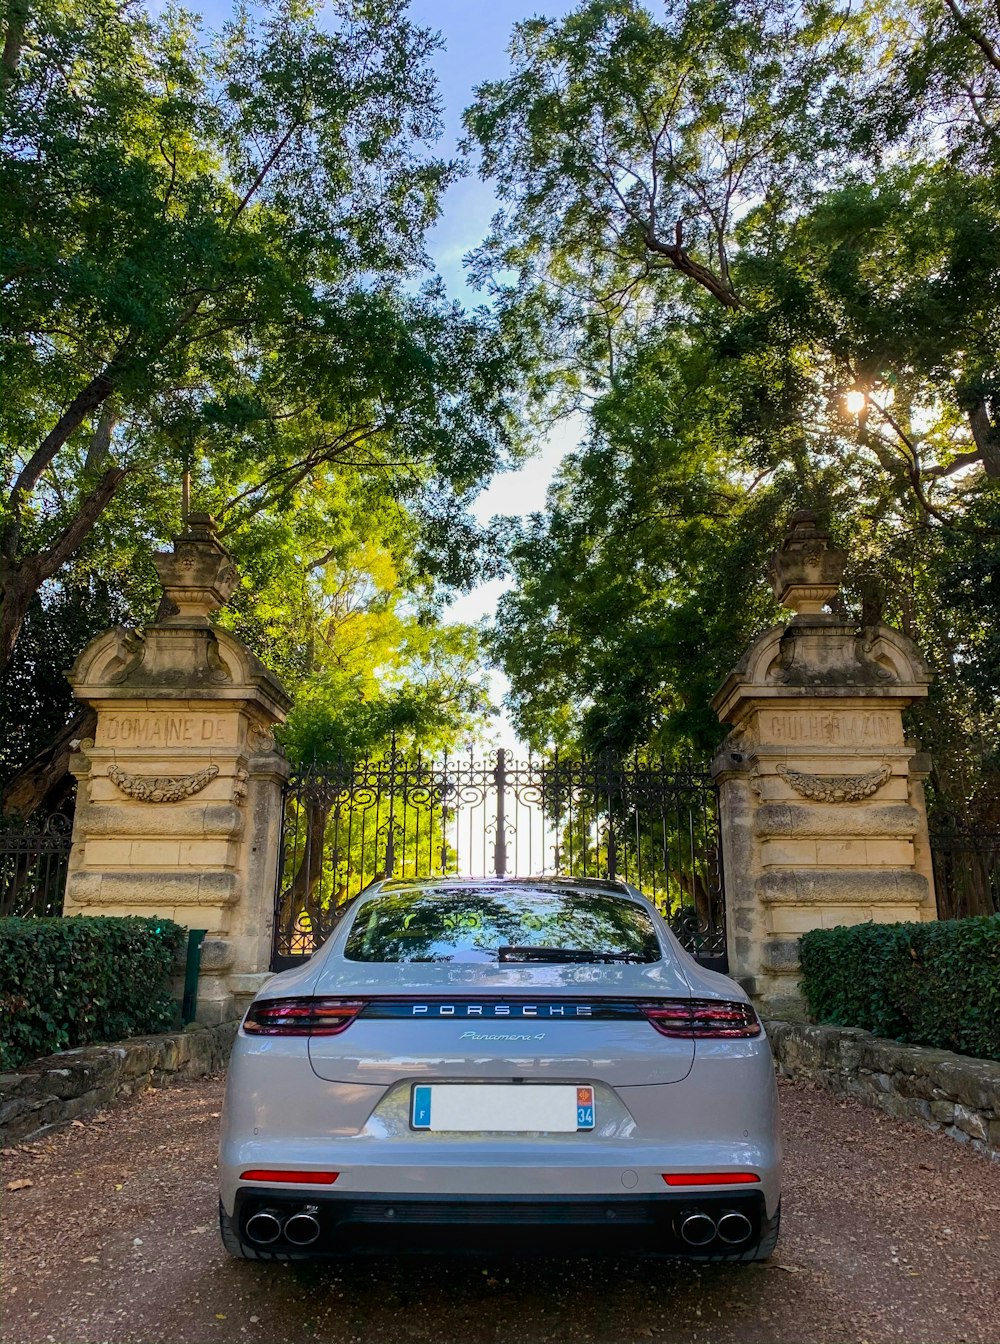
[63, 515, 291, 1024]
[711, 511, 935, 1018]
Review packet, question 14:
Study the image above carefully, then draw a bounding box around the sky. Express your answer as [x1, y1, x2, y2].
[407, 0, 584, 745]
[193, 0, 585, 746]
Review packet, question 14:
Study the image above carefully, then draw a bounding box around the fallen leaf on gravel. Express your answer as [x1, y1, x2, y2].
[91, 1114, 110, 1123]
[772, 1263, 803, 1273]
[71, 1120, 85, 1128]
[187, 1225, 210, 1235]
[1, 1147, 19, 1156]
[6, 1179, 33, 1191]
[216, 1313, 227, 1320]
[114, 1183, 124, 1191]
[79, 1256, 99, 1264]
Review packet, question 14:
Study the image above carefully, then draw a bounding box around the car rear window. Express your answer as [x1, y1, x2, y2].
[343, 887, 662, 963]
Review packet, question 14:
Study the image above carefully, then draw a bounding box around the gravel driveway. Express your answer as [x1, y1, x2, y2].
[2, 1074, 998, 1344]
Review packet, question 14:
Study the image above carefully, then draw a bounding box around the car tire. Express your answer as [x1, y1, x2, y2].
[218, 1199, 257, 1260]
[744, 1201, 781, 1262]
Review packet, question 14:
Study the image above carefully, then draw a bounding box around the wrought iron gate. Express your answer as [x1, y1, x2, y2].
[272, 748, 725, 972]
[0, 811, 73, 918]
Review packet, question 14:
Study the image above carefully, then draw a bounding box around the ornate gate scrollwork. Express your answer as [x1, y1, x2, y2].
[272, 744, 725, 972]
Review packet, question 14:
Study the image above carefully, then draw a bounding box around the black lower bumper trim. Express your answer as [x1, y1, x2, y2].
[232, 1188, 767, 1257]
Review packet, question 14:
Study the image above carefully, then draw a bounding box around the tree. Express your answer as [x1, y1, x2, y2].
[253, 506, 492, 933]
[490, 331, 794, 756]
[475, 0, 1000, 803]
[1, 0, 521, 674]
[464, 0, 1000, 507]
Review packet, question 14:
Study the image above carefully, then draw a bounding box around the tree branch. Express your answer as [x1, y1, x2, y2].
[923, 449, 983, 478]
[2, 360, 121, 562]
[643, 221, 742, 308]
[37, 466, 130, 581]
[227, 120, 303, 232]
[943, 0, 1000, 73]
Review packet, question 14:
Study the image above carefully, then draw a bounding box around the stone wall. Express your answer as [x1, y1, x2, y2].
[0, 1022, 238, 1146]
[767, 1020, 1000, 1162]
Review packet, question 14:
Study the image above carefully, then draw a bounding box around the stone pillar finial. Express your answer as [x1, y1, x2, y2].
[152, 513, 238, 625]
[767, 509, 847, 617]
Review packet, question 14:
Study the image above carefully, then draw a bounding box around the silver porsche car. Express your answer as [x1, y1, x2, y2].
[219, 877, 781, 1260]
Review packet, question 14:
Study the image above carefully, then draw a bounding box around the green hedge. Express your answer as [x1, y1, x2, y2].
[799, 915, 1000, 1061]
[0, 916, 185, 1070]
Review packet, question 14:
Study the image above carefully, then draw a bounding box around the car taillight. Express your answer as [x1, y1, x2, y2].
[662, 1172, 760, 1186]
[240, 1169, 340, 1184]
[243, 998, 365, 1036]
[640, 998, 760, 1038]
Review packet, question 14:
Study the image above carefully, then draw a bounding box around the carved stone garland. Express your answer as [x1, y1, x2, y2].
[108, 763, 220, 803]
[776, 762, 892, 804]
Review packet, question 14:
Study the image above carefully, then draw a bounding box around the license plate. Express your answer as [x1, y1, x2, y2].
[411, 1084, 596, 1132]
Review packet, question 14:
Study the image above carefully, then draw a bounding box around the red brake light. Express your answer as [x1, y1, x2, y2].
[243, 998, 365, 1036]
[240, 1169, 339, 1184]
[641, 998, 760, 1038]
[662, 1172, 760, 1186]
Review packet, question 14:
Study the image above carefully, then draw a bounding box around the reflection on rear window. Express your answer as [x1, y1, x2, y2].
[343, 887, 661, 963]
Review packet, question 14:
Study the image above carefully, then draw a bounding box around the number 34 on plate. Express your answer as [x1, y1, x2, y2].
[576, 1085, 595, 1130]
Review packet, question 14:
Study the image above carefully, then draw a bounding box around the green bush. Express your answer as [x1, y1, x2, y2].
[799, 915, 1000, 1061]
[0, 916, 185, 1070]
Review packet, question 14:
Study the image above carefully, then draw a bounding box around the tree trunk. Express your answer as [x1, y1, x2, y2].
[278, 800, 332, 951]
[1, 0, 28, 91]
[0, 560, 41, 674]
[0, 464, 128, 674]
[969, 402, 1000, 477]
[2, 706, 96, 819]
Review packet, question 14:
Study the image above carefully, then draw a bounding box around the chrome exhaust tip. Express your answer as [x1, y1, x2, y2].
[716, 1210, 753, 1245]
[245, 1209, 283, 1245]
[677, 1212, 717, 1247]
[283, 1206, 321, 1246]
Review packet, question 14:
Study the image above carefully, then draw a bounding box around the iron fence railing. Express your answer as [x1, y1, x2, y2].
[272, 747, 724, 972]
[0, 812, 73, 918]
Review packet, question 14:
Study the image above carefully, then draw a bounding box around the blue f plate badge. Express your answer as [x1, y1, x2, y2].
[411, 1084, 596, 1132]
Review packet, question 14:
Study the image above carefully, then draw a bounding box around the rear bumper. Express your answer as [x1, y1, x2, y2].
[230, 1187, 772, 1258]
[219, 1034, 782, 1221]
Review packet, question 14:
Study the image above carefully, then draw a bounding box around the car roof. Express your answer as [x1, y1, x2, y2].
[368, 874, 640, 900]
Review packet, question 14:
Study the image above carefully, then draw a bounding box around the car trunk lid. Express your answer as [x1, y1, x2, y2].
[307, 960, 694, 1086]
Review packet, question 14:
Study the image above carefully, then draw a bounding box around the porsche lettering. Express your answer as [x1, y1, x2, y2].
[410, 1004, 593, 1018]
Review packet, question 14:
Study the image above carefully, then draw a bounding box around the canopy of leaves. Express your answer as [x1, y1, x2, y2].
[1, 0, 527, 804]
[471, 0, 1000, 822]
